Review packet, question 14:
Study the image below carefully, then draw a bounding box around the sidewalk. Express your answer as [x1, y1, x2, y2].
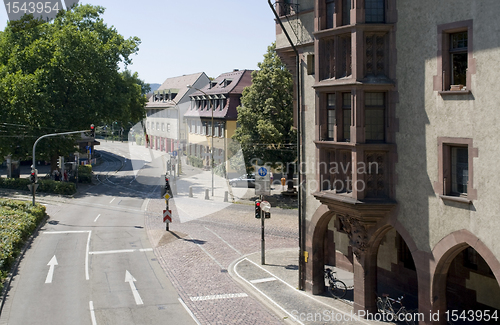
[229, 248, 386, 325]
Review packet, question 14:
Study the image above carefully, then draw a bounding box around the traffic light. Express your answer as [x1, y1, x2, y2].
[255, 200, 261, 218]
[90, 124, 95, 137]
[165, 176, 171, 192]
[57, 156, 62, 169]
[264, 211, 270, 219]
[30, 170, 35, 183]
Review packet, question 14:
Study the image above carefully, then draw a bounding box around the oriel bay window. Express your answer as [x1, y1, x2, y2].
[365, 92, 385, 142]
[327, 93, 336, 140]
[326, 0, 335, 29]
[342, 93, 351, 142]
[365, 0, 385, 23]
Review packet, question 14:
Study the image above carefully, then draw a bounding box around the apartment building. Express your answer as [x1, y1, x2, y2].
[145, 73, 209, 153]
[185, 69, 252, 177]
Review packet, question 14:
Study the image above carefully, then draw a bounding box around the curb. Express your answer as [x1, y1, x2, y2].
[227, 251, 298, 325]
[0, 211, 49, 317]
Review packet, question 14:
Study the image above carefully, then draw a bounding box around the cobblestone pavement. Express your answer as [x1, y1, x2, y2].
[145, 195, 299, 325]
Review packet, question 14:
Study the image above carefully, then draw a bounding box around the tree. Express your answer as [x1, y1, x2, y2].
[0, 5, 149, 162]
[232, 43, 297, 190]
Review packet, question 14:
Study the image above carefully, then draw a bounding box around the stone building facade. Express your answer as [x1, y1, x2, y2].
[273, 0, 500, 323]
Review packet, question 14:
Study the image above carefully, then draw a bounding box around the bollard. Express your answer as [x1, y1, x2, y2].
[189, 186, 193, 197]
[205, 189, 209, 200]
[224, 191, 228, 202]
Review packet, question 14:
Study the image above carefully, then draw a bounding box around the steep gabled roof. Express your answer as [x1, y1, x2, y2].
[146, 72, 209, 108]
[190, 69, 253, 97]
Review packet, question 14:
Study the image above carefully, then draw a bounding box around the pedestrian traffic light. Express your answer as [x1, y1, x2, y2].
[30, 170, 36, 183]
[90, 124, 95, 137]
[264, 211, 270, 219]
[255, 200, 261, 218]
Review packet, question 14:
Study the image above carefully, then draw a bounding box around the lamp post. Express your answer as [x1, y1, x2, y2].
[187, 85, 214, 197]
[169, 97, 182, 177]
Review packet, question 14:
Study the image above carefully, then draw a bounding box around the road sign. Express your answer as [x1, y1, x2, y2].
[255, 166, 271, 195]
[164, 193, 171, 200]
[163, 210, 172, 223]
[172, 151, 178, 157]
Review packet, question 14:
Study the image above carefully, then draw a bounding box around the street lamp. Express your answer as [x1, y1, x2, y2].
[187, 84, 214, 197]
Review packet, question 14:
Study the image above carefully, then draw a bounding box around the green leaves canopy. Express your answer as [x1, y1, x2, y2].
[232, 43, 296, 172]
[0, 5, 149, 161]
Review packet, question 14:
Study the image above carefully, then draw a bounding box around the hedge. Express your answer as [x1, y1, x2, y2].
[0, 199, 46, 289]
[0, 177, 77, 195]
[78, 165, 93, 184]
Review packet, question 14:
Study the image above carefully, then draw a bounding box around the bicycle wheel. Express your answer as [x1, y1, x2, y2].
[328, 280, 347, 299]
[376, 297, 385, 313]
[400, 307, 415, 325]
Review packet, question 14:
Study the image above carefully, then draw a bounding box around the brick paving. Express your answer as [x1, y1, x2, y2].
[145, 194, 298, 325]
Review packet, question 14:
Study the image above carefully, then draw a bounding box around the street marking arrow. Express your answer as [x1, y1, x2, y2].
[163, 210, 172, 223]
[125, 270, 143, 305]
[45, 255, 58, 284]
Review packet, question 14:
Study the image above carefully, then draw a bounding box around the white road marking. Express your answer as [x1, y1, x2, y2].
[89, 248, 153, 255]
[189, 293, 248, 301]
[233, 259, 305, 325]
[125, 270, 143, 305]
[250, 277, 277, 284]
[242, 258, 372, 325]
[109, 198, 115, 203]
[86, 231, 91, 280]
[178, 298, 201, 325]
[204, 226, 242, 255]
[42, 230, 91, 281]
[89, 301, 97, 325]
[94, 214, 101, 222]
[45, 255, 58, 284]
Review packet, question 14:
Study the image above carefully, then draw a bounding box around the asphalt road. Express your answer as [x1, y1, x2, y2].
[0, 141, 197, 325]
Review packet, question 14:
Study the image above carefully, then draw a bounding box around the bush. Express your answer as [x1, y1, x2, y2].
[0, 199, 46, 289]
[187, 155, 204, 169]
[0, 177, 76, 195]
[78, 165, 93, 183]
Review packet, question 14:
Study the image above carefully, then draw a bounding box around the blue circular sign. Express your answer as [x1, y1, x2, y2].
[258, 167, 267, 177]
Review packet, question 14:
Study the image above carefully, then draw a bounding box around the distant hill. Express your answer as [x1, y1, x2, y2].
[148, 83, 161, 92]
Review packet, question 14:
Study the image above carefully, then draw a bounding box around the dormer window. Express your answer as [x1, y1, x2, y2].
[220, 79, 233, 87]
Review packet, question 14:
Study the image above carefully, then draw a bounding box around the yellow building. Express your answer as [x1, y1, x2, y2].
[184, 70, 253, 177]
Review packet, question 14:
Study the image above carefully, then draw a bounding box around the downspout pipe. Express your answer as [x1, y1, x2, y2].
[267, 0, 304, 291]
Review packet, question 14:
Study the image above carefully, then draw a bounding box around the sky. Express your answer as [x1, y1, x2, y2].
[0, 0, 278, 84]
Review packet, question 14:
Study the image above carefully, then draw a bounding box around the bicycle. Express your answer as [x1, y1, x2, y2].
[324, 268, 347, 299]
[376, 293, 416, 325]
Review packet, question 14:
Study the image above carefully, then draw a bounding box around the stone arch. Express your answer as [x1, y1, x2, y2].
[431, 230, 500, 323]
[305, 204, 335, 294]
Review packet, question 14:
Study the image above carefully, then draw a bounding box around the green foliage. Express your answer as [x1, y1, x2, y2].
[187, 155, 204, 169]
[0, 199, 46, 288]
[78, 165, 92, 183]
[0, 177, 76, 195]
[0, 5, 150, 161]
[232, 43, 297, 172]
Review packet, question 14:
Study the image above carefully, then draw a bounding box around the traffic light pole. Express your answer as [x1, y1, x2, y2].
[260, 194, 265, 265]
[32, 129, 92, 206]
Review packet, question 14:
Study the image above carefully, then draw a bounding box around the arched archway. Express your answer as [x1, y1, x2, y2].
[305, 204, 335, 294]
[432, 230, 500, 324]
